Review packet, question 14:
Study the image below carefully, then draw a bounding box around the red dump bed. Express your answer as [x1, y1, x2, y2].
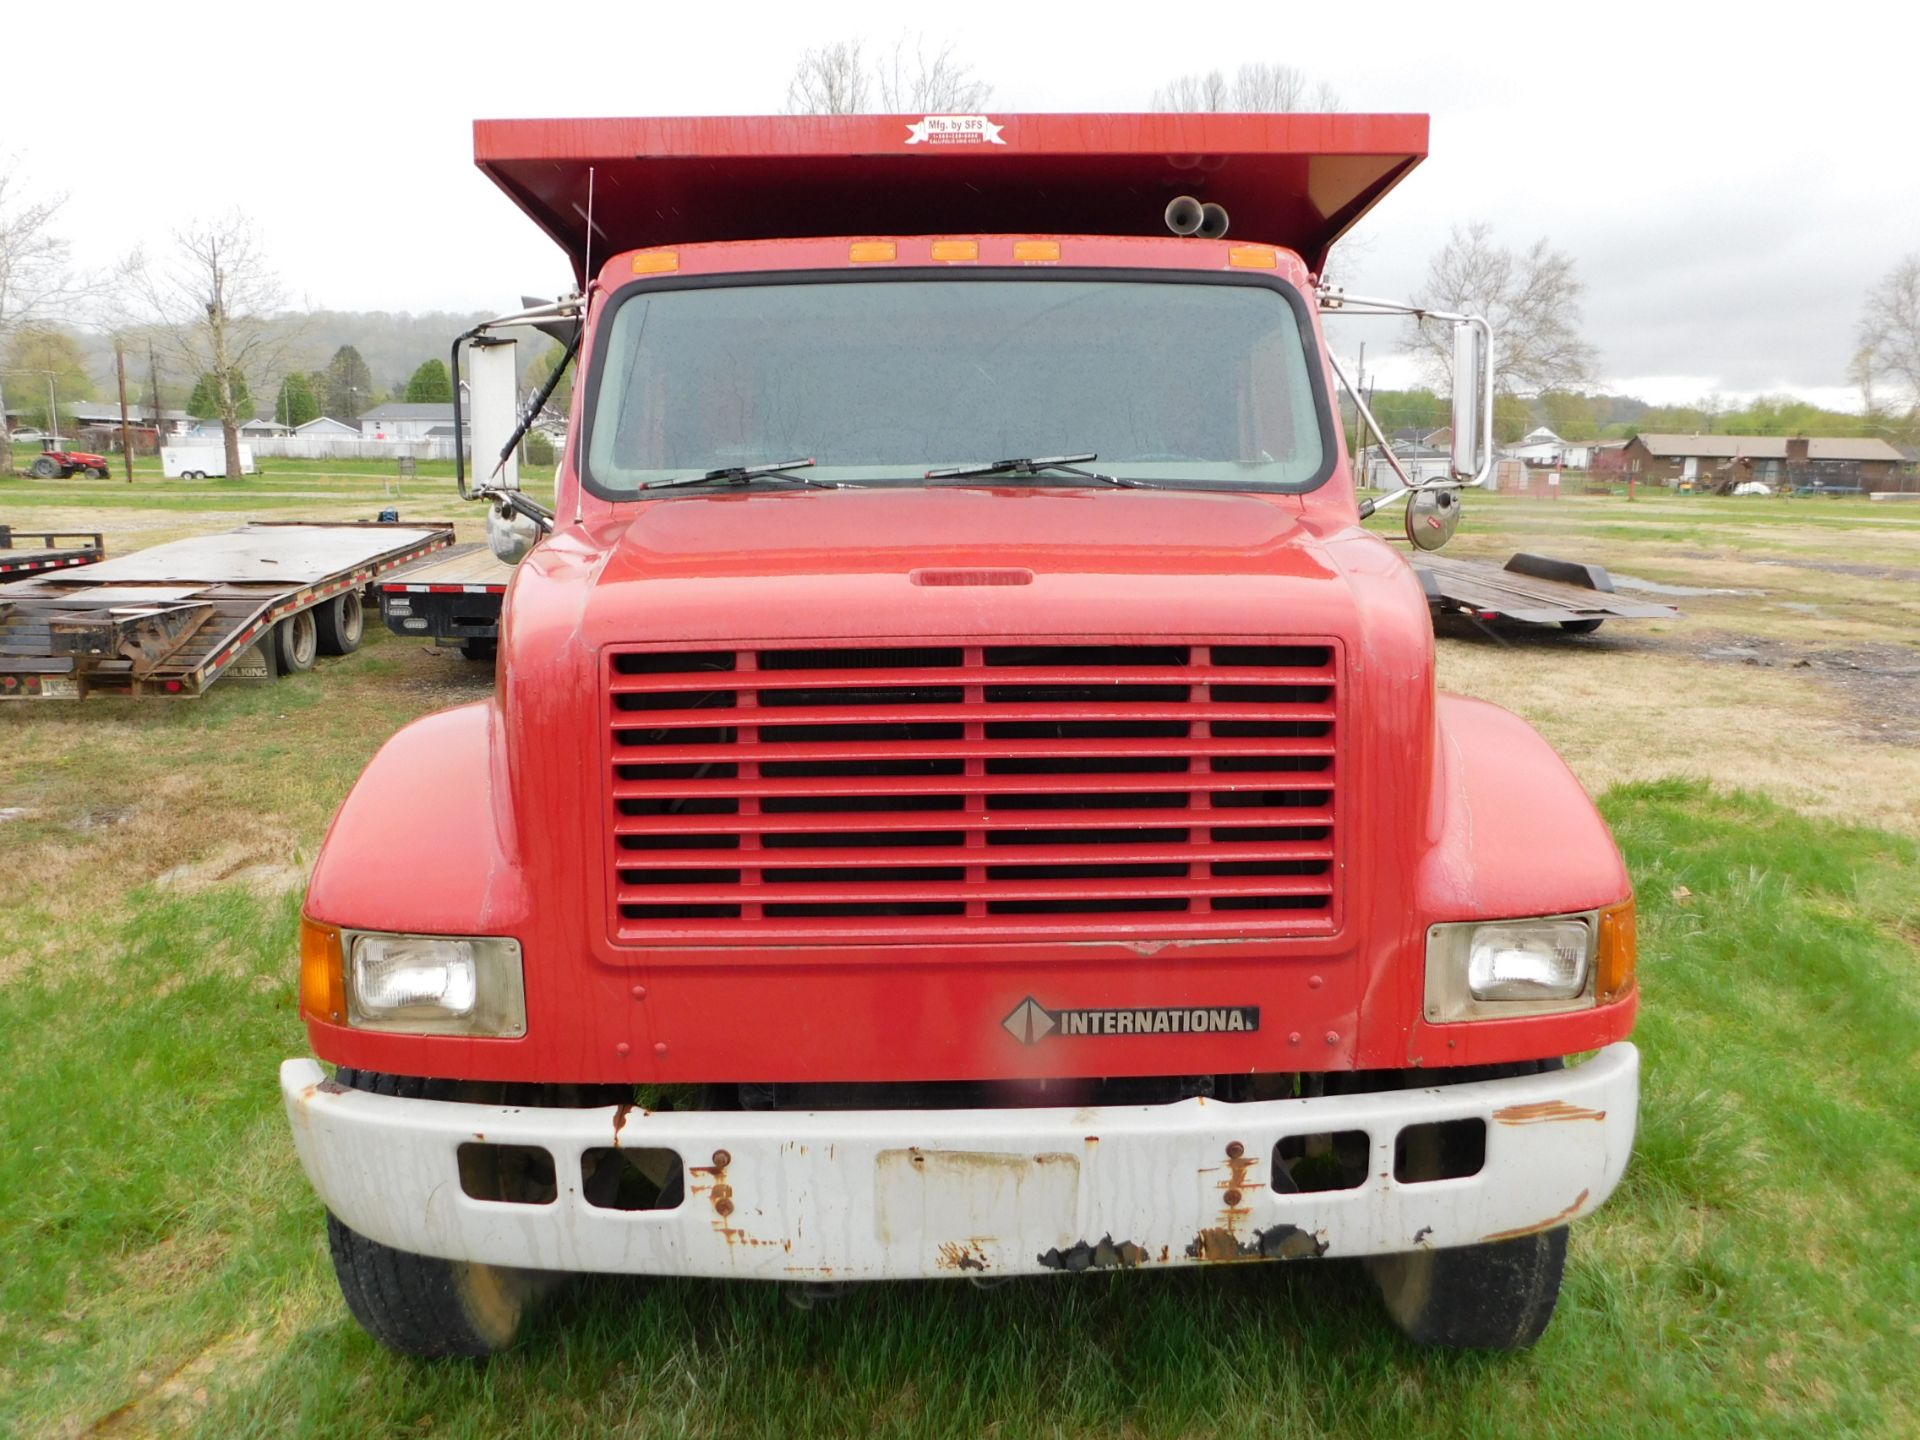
[475, 112, 1427, 278]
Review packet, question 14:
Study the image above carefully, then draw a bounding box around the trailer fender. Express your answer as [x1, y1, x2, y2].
[305, 701, 528, 936]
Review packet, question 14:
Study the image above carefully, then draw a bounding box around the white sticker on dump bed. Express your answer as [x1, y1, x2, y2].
[905, 115, 1005, 146]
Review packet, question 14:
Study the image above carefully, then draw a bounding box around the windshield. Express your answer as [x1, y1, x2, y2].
[583, 275, 1330, 495]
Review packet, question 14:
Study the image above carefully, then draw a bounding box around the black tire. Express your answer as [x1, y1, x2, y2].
[315, 591, 365, 656]
[460, 638, 498, 663]
[1560, 618, 1605, 634]
[275, 609, 318, 673]
[325, 1068, 549, 1358]
[29, 456, 57, 478]
[92, 466, 111, 479]
[1365, 1058, 1569, 1350]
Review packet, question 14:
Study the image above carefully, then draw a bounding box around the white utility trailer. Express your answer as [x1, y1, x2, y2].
[161, 444, 259, 479]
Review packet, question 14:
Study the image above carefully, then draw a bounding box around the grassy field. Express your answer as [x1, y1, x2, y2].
[2, 475, 1918, 1437]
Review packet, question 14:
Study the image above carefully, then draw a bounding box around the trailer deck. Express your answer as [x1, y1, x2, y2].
[1412, 551, 1679, 631]
[0, 521, 452, 699]
[377, 543, 513, 657]
[0, 526, 105, 580]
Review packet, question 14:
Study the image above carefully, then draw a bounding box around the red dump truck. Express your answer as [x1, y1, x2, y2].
[283, 113, 1639, 1358]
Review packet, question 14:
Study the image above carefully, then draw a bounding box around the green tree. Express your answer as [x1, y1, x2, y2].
[524, 341, 574, 418]
[322, 345, 374, 421]
[404, 358, 453, 404]
[1540, 391, 1599, 441]
[188, 369, 252, 422]
[2, 327, 94, 432]
[275, 371, 318, 427]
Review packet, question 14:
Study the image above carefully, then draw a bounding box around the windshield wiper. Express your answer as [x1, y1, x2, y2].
[923, 453, 1144, 488]
[639, 458, 848, 491]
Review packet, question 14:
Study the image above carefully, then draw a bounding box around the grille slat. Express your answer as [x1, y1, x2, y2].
[619, 840, 1335, 870]
[612, 736, 1332, 766]
[606, 640, 1338, 942]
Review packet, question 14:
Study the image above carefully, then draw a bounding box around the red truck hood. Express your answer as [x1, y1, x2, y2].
[571, 486, 1360, 644]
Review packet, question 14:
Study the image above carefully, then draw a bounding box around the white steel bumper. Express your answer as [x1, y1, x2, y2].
[281, 1043, 1638, 1281]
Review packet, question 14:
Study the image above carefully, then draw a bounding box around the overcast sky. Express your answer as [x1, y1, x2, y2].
[10, 1, 1916, 407]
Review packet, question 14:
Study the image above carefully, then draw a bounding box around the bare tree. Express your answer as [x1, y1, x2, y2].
[0, 163, 82, 473]
[876, 36, 990, 113]
[1857, 256, 1920, 409]
[128, 212, 294, 481]
[1410, 222, 1598, 396]
[786, 35, 990, 115]
[1150, 63, 1340, 112]
[786, 39, 872, 115]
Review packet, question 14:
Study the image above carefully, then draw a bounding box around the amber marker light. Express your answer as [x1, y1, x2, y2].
[1596, 899, 1638, 1003]
[1013, 240, 1061, 262]
[300, 917, 346, 1024]
[631, 250, 679, 274]
[848, 241, 897, 263]
[1229, 245, 1278, 269]
[930, 240, 979, 262]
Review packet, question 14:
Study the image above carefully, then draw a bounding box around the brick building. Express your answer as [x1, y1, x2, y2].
[1621, 434, 1907, 491]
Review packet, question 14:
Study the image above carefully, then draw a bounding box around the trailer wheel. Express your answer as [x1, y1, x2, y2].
[1560, 619, 1604, 634]
[29, 456, 57, 478]
[314, 591, 365, 655]
[1365, 1059, 1568, 1349]
[275, 609, 318, 673]
[460, 638, 497, 663]
[324, 1068, 557, 1357]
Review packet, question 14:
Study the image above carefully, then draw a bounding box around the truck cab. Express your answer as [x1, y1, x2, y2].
[282, 113, 1639, 1358]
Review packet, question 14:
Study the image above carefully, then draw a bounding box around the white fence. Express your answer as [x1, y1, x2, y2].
[241, 435, 463, 462]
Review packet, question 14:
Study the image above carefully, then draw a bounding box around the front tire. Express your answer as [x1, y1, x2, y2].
[1367, 1228, 1568, 1350]
[1364, 1057, 1569, 1349]
[314, 591, 364, 655]
[1560, 618, 1605, 634]
[327, 1214, 540, 1359]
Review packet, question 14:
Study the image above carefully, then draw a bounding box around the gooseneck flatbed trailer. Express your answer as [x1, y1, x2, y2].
[0, 520, 451, 699]
[0, 526, 104, 580]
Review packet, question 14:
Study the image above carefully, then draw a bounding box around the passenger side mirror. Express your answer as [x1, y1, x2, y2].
[1449, 319, 1493, 484]
[1405, 487, 1461, 551]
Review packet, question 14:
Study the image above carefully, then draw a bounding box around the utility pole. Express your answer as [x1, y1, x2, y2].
[116, 341, 136, 483]
[148, 341, 164, 443]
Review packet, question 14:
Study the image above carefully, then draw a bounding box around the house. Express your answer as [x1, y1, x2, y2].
[296, 416, 360, 438]
[358, 403, 468, 441]
[1506, 427, 1569, 466]
[1363, 443, 1453, 490]
[1622, 434, 1906, 491]
[69, 403, 196, 436]
[240, 416, 291, 437]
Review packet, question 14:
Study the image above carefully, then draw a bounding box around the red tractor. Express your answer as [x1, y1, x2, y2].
[28, 443, 113, 479]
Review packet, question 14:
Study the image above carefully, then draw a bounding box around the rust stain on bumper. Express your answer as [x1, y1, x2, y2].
[1483, 1187, 1590, 1241]
[1495, 1100, 1607, 1125]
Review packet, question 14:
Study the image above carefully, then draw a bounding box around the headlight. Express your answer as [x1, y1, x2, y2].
[1424, 913, 1606, 1022]
[1466, 921, 1590, 999]
[296, 924, 527, 1037]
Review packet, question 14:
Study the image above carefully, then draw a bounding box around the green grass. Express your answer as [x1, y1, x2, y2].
[2, 781, 1914, 1438]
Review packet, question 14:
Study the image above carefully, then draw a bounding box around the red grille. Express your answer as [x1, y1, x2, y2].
[605, 640, 1339, 943]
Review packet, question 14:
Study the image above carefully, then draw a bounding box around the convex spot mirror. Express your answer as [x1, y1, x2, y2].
[487, 503, 540, 565]
[1405, 487, 1462, 551]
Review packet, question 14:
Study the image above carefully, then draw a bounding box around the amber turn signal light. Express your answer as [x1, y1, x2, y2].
[1596, 899, 1637, 1003]
[300, 917, 346, 1024]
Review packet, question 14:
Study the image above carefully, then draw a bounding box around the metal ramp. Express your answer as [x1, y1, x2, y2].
[1412, 552, 1680, 629]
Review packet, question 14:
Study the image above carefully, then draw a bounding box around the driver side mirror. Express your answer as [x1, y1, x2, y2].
[1449, 319, 1492, 484]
